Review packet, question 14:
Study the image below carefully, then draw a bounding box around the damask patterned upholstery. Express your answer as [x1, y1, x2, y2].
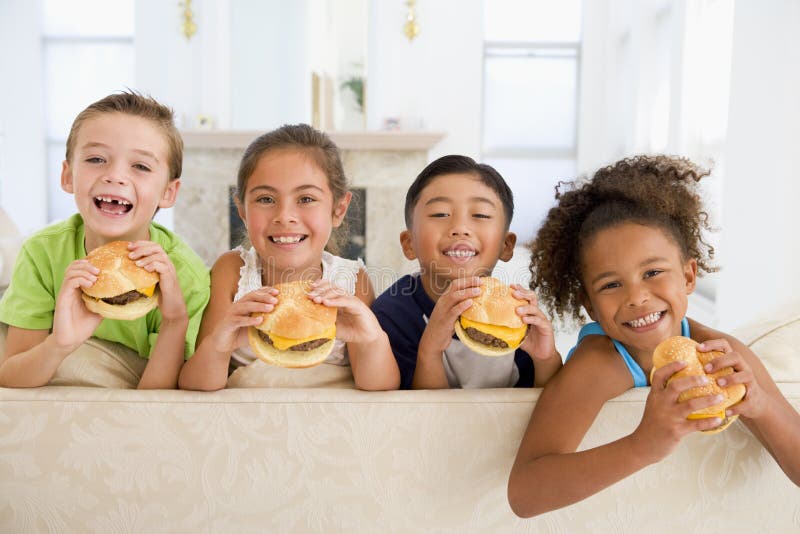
[1, 310, 799, 532]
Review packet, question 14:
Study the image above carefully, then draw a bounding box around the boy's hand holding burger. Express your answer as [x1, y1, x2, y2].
[509, 284, 559, 366]
[453, 278, 557, 363]
[420, 276, 560, 381]
[418, 276, 484, 357]
[53, 240, 184, 352]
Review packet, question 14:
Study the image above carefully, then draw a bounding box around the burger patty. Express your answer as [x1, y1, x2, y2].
[258, 330, 329, 352]
[101, 290, 146, 306]
[464, 327, 509, 349]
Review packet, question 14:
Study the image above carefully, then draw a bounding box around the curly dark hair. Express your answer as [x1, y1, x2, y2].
[528, 154, 718, 324]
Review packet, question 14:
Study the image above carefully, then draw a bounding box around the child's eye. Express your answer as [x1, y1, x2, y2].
[644, 270, 663, 279]
[298, 196, 316, 204]
[473, 213, 491, 219]
[133, 163, 151, 172]
[430, 212, 449, 218]
[86, 156, 105, 164]
[255, 196, 275, 204]
[600, 281, 621, 291]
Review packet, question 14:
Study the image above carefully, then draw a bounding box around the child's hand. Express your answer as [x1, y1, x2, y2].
[211, 287, 278, 354]
[512, 284, 558, 362]
[128, 241, 186, 322]
[633, 361, 727, 462]
[53, 259, 103, 350]
[307, 280, 381, 344]
[419, 277, 482, 354]
[699, 339, 766, 420]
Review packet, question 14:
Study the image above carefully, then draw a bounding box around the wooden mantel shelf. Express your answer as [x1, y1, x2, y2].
[182, 130, 445, 151]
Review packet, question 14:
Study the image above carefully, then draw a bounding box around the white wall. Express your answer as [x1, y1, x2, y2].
[136, 0, 209, 129]
[230, 0, 310, 129]
[137, 0, 309, 131]
[3, 1, 799, 329]
[0, 0, 47, 235]
[716, 0, 800, 330]
[575, 0, 613, 174]
[577, 0, 687, 174]
[576, 0, 800, 330]
[366, 0, 483, 160]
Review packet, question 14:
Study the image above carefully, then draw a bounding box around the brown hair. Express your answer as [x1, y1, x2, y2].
[235, 124, 350, 254]
[65, 90, 183, 181]
[528, 154, 717, 324]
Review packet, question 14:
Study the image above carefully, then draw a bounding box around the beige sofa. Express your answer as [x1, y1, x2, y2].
[1, 306, 799, 532]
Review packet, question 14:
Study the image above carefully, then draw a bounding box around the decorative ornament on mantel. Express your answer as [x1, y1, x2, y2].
[180, 0, 197, 41]
[404, 0, 419, 42]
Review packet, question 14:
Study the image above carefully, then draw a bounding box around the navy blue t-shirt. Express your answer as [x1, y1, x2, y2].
[372, 274, 534, 390]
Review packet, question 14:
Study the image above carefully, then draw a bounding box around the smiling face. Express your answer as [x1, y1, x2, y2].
[237, 148, 350, 285]
[400, 173, 516, 299]
[580, 222, 697, 363]
[61, 112, 178, 251]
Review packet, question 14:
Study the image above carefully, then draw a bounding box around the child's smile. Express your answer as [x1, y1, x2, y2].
[442, 242, 478, 265]
[623, 310, 666, 330]
[93, 194, 134, 216]
[269, 234, 306, 246]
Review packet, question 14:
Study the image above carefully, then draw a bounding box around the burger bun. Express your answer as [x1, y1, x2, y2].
[248, 280, 337, 368]
[81, 240, 160, 320]
[248, 328, 335, 368]
[82, 290, 159, 321]
[454, 277, 528, 357]
[651, 336, 746, 434]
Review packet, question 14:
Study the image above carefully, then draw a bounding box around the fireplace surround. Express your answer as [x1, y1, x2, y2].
[177, 130, 443, 292]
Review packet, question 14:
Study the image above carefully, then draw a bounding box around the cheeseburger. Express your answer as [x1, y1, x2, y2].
[651, 336, 746, 434]
[81, 240, 160, 320]
[454, 277, 528, 357]
[248, 280, 337, 368]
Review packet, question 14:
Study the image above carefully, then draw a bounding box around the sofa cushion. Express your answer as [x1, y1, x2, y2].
[0, 208, 23, 289]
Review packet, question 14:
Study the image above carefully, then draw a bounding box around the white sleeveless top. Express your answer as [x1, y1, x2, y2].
[230, 247, 365, 369]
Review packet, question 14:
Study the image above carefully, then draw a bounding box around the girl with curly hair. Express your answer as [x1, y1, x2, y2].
[507, 155, 800, 517]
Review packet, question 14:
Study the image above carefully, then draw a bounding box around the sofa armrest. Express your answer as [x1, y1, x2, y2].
[733, 301, 800, 382]
[0, 208, 23, 290]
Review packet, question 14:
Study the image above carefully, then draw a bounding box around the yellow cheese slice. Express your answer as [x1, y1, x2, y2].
[268, 324, 336, 351]
[460, 317, 527, 347]
[139, 284, 157, 297]
[687, 412, 725, 420]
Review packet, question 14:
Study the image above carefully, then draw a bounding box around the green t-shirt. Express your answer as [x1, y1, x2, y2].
[0, 214, 210, 359]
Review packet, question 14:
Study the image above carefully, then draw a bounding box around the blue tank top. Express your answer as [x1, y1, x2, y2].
[566, 318, 691, 387]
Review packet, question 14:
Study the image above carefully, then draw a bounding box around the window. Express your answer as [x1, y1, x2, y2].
[42, 0, 135, 222]
[482, 0, 582, 242]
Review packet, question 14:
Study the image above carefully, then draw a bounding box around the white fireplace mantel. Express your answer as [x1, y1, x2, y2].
[176, 129, 444, 291]
[182, 130, 445, 151]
